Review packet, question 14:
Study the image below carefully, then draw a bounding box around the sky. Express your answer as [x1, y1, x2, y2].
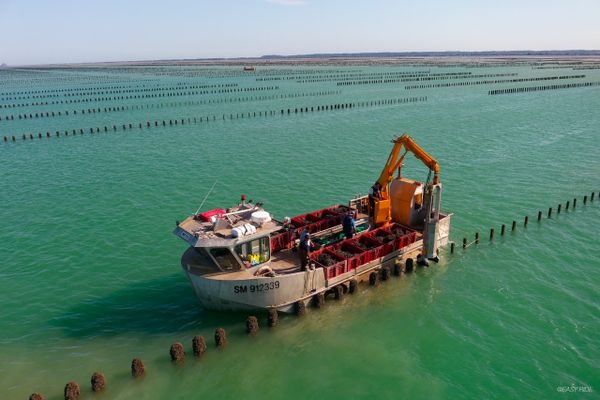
[1, 0, 599, 66]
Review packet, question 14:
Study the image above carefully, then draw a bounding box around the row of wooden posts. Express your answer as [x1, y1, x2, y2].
[336, 72, 516, 86]
[0, 85, 279, 109]
[0, 90, 340, 121]
[259, 69, 431, 82]
[30, 257, 418, 400]
[451, 192, 597, 253]
[294, 70, 465, 84]
[404, 74, 585, 90]
[488, 81, 600, 95]
[1, 82, 239, 101]
[3, 96, 427, 144]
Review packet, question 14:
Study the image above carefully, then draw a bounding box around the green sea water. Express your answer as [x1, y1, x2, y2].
[1, 63, 599, 400]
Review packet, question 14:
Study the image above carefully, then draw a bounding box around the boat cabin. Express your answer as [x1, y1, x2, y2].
[175, 202, 361, 276]
[175, 202, 282, 275]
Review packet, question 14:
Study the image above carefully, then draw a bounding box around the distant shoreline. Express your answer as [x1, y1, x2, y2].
[4, 50, 600, 68]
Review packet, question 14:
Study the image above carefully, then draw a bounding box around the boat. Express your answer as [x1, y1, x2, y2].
[173, 134, 452, 312]
[243, 66, 255, 71]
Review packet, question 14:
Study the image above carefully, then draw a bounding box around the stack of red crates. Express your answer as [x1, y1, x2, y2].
[278, 220, 418, 279]
[270, 204, 353, 254]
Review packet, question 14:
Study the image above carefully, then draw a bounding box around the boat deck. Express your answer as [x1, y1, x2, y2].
[270, 250, 301, 273]
[268, 212, 370, 274]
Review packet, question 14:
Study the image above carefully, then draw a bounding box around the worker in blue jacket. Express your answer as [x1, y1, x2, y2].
[342, 211, 356, 239]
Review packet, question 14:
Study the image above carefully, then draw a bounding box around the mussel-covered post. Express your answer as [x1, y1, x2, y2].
[246, 316, 259, 335]
[64, 381, 80, 400]
[295, 300, 306, 316]
[267, 309, 278, 327]
[405, 258, 414, 272]
[131, 358, 145, 378]
[215, 328, 227, 348]
[90, 372, 106, 392]
[192, 335, 207, 357]
[314, 292, 325, 307]
[349, 279, 358, 293]
[170, 342, 185, 363]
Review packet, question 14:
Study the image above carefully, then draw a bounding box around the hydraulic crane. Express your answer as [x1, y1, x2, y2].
[372, 134, 445, 260]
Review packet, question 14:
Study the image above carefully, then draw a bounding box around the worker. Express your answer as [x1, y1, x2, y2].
[300, 226, 309, 242]
[342, 211, 356, 239]
[298, 232, 312, 271]
[368, 182, 382, 217]
[282, 216, 292, 229]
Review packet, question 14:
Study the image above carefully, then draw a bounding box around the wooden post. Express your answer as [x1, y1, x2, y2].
[475, 232, 479, 244]
[537, 211, 542, 221]
[511, 220, 516, 231]
[566, 200, 570, 210]
[558, 203, 562, 214]
[450, 242, 455, 253]
[463, 238, 467, 249]
[501, 224, 506, 236]
[573, 198, 577, 208]
[490, 228, 494, 241]
[548, 207, 552, 218]
[524, 216, 528, 227]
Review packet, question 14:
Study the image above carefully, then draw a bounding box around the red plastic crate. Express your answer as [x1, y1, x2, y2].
[331, 241, 366, 270]
[322, 209, 341, 218]
[270, 231, 291, 253]
[394, 235, 407, 250]
[291, 214, 310, 228]
[310, 248, 345, 266]
[306, 211, 323, 222]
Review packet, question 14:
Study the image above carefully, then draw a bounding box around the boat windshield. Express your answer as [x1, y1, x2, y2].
[209, 247, 242, 271]
[235, 236, 270, 267]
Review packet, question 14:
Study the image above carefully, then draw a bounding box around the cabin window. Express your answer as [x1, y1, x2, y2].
[191, 247, 222, 274]
[209, 247, 241, 271]
[235, 236, 270, 267]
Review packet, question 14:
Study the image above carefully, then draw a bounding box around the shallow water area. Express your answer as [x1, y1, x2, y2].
[1, 62, 599, 399]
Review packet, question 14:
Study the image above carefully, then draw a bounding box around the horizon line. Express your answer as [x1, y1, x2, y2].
[3, 49, 600, 68]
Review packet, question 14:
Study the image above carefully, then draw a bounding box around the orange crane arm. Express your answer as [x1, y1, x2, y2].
[376, 134, 440, 192]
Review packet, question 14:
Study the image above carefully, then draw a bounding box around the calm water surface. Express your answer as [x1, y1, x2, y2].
[1, 64, 599, 399]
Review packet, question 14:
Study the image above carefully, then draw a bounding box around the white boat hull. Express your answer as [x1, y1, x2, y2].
[184, 267, 326, 312]
[183, 239, 425, 312]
